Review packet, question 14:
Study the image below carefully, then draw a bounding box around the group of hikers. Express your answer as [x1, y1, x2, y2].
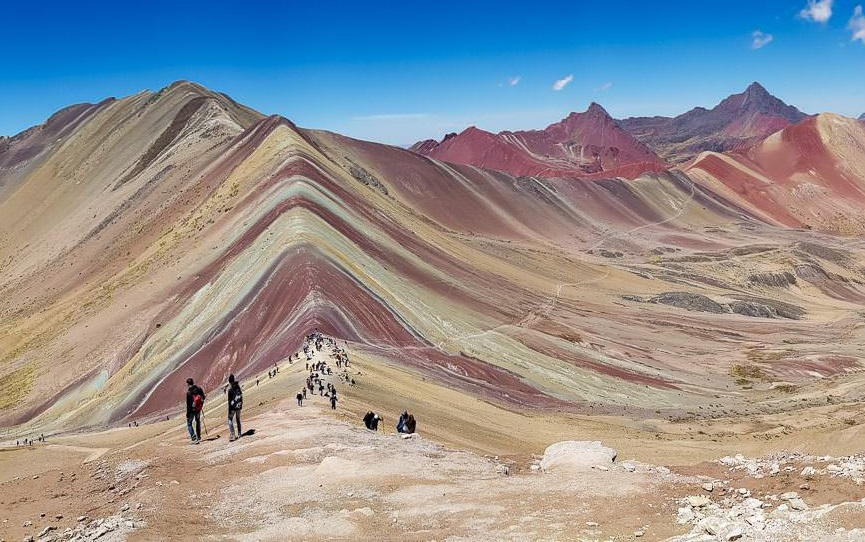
[13, 433, 45, 447]
[181, 330, 415, 445]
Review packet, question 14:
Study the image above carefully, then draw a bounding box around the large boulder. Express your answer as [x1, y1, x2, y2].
[539, 441, 617, 473]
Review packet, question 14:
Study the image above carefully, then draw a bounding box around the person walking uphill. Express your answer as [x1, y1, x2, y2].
[186, 378, 206, 444]
[227, 374, 243, 441]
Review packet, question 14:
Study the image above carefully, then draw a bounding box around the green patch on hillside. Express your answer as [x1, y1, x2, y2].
[0, 364, 37, 411]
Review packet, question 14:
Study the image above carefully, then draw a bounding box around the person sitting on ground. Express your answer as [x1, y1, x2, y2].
[405, 414, 416, 434]
[363, 411, 374, 430]
[397, 410, 408, 433]
[227, 374, 243, 442]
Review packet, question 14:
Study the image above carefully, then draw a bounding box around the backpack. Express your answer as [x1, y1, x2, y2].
[192, 391, 204, 413]
[231, 386, 243, 411]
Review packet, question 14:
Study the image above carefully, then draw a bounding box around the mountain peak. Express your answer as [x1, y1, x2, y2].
[744, 81, 769, 95]
[586, 102, 611, 116]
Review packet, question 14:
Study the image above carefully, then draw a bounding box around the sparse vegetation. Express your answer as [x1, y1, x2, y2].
[730, 363, 765, 380]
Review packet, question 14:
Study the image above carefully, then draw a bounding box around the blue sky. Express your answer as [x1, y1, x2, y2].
[1, 0, 864, 145]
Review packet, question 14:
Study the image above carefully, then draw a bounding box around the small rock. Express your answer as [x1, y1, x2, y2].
[32, 475, 39, 480]
[721, 525, 744, 540]
[634, 529, 644, 537]
[676, 507, 696, 524]
[687, 496, 711, 507]
[622, 463, 636, 472]
[592, 465, 609, 471]
[769, 463, 780, 475]
[789, 498, 808, 511]
[701, 482, 714, 492]
[585, 521, 599, 527]
[125, 521, 134, 528]
[54, 514, 62, 520]
[737, 488, 751, 497]
[23, 520, 33, 527]
[495, 464, 509, 476]
[744, 497, 763, 509]
[76, 516, 87, 522]
[120, 504, 129, 512]
[801, 466, 816, 476]
[135, 503, 142, 510]
[780, 491, 798, 501]
[655, 466, 671, 474]
[39, 514, 45, 518]
[799, 483, 810, 490]
[529, 465, 540, 472]
[745, 515, 765, 527]
[700, 516, 729, 535]
[170, 480, 179, 485]
[37, 526, 55, 538]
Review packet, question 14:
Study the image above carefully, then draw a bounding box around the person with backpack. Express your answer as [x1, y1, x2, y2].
[227, 374, 242, 442]
[186, 378, 206, 444]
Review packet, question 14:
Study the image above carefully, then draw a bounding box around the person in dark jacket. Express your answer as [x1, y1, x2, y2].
[227, 374, 242, 441]
[186, 378, 206, 444]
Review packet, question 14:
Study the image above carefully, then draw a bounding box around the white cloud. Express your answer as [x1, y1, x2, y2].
[552, 74, 573, 91]
[595, 82, 613, 92]
[850, 5, 865, 43]
[799, 0, 833, 23]
[751, 30, 774, 49]
[351, 113, 430, 122]
[508, 76, 521, 86]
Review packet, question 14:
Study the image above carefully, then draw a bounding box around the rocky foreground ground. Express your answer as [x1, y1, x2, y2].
[2, 345, 865, 542]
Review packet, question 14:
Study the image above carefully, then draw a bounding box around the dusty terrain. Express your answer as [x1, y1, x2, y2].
[3, 344, 865, 541]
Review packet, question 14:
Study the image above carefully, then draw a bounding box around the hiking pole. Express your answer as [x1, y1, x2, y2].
[201, 413, 209, 437]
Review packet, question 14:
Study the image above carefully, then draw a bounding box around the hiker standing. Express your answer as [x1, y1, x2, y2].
[227, 374, 243, 441]
[296, 391, 304, 406]
[330, 392, 337, 410]
[186, 378, 206, 444]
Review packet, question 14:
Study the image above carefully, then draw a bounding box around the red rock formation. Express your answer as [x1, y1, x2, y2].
[412, 103, 664, 179]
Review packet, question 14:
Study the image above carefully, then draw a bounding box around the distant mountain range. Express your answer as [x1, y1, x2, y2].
[412, 82, 818, 178]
